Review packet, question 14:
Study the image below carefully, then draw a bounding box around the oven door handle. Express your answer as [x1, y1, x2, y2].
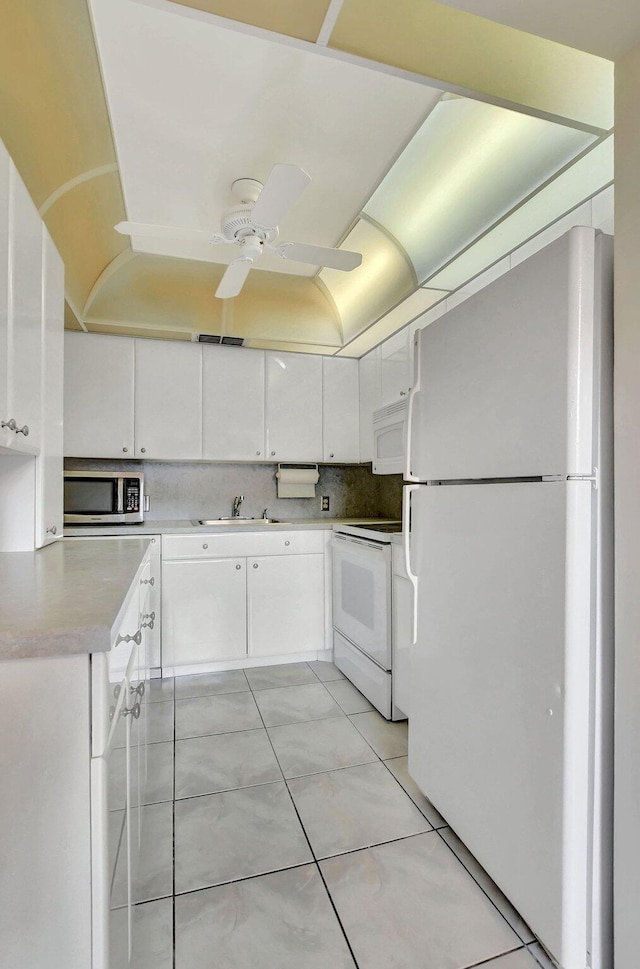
[402, 485, 419, 646]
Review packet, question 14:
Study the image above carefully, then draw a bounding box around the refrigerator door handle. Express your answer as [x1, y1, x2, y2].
[403, 485, 420, 645]
[404, 331, 422, 482]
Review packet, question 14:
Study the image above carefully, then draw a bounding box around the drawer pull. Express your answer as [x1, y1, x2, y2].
[284, 540, 290, 546]
[253, 563, 259, 569]
[122, 702, 141, 720]
[236, 564, 241, 570]
[115, 629, 142, 647]
[1, 418, 17, 431]
[113, 684, 122, 701]
[130, 682, 145, 698]
[140, 576, 155, 586]
[17, 424, 29, 437]
[142, 617, 155, 630]
[202, 543, 208, 550]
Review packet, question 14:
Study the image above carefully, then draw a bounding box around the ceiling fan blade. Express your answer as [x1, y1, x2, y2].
[115, 221, 223, 244]
[275, 242, 362, 272]
[250, 164, 311, 229]
[215, 257, 253, 299]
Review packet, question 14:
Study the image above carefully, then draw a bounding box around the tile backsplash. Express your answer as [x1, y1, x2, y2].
[64, 459, 404, 522]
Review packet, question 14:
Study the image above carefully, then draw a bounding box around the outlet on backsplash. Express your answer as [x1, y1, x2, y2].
[321, 496, 330, 512]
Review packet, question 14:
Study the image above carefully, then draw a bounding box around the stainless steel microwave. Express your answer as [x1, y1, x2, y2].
[63, 471, 145, 524]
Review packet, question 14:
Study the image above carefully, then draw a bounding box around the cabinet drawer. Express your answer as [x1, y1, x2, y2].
[162, 530, 325, 560]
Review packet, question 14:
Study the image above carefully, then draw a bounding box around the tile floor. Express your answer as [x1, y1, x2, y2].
[118, 661, 552, 969]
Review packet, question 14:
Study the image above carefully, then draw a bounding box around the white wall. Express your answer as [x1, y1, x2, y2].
[613, 44, 640, 969]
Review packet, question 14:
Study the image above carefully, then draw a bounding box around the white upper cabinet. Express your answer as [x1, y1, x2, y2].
[64, 332, 135, 457]
[379, 328, 412, 407]
[265, 351, 322, 462]
[36, 230, 64, 547]
[358, 350, 380, 464]
[135, 339, 202, 460]
[203, 345, 265, 461]
[322, 357, 359, 463]
[2, 163, 42, 453]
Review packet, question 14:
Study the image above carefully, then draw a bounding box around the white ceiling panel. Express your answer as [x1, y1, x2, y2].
[89, 0, 442, 276]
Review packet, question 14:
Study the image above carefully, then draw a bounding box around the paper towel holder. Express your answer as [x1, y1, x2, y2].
[275, 463, 320, 499]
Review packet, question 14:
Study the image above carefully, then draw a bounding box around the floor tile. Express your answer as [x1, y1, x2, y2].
[528, 941, 560, 969]
[111, 898, 174, 969]
[174, 669, 249, 700]
[383, 756, 448, 828]
[288, 761, 431, 858]
[147, 677, 175, 704]
[174, 781, 312, 893]
[483, 950, 541, 969]
[147, 699, 175, 744]
[325, 679, 374, 714]
[253, 682, 344, 727]
[308, 660, 346, 682]
[349, 710, 408, 759]
[245, 662, 317, 691]
[320, 833, 520, 969]
[268, 717, 378, 778]
[175, 691, 262, 740]
[113, 801, 173, 907]
[440, 827, 536, 944]
[175, 729, 282, 799]
[175, 865, 356, 969]
[142, 741, 174, 805]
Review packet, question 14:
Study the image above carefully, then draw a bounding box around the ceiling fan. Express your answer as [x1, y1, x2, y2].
[115, 163, 362, 299]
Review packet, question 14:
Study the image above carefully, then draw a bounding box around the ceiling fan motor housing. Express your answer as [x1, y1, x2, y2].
[221, 203, 278, 245]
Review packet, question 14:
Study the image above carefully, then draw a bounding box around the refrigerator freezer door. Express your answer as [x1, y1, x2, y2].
[408, 480, 603, 969]
[407, 227, 610, 481]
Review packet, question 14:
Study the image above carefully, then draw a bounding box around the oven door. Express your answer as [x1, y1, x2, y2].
[331, 533, 392, 670]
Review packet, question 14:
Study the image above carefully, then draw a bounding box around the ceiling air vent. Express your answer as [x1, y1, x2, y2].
[196, 334, 245, 347]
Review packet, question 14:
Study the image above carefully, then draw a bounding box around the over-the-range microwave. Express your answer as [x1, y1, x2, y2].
[63, 471, 145, 524]
[372, 400, 408, 475]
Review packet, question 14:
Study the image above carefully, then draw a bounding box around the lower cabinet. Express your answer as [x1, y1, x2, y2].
[162, 530, 327, 673]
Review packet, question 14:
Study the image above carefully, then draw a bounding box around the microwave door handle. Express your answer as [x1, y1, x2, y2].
[403, 485, 419, 646]
[116, 478, 124, 514]
[405, 330, 422, 482]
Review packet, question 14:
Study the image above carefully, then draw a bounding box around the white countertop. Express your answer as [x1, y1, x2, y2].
[0, 538, 151, 662]
[64, 517, 396, 537]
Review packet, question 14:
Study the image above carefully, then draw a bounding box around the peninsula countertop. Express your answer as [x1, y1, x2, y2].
[63, 517, 398, 537]
[0, 538, 151, 662]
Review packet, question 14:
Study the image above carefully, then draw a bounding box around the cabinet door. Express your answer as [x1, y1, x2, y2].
[203, 345, 265, 460]
[322, 357, 359, 463]
[135, 339, 202, 459]
[64, 332, 135, 457]
[358, 350, 379, 463]
[379, 328, 411, 407]
[36, 230, 64, 547]
[162, 558, 246, 669]
[247, 554, 324, 657]
[265, 351, 322, 461]
[0, 141, 8, 435]
[5, 163, 42, 452]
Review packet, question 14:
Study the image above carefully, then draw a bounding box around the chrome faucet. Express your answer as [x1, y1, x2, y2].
[232, 495, 244, 518]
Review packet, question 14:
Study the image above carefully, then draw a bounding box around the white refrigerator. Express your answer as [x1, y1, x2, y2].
[404, 227, 613, 969]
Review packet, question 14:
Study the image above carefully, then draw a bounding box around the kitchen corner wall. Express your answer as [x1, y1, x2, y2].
[63, 459, 404, 522]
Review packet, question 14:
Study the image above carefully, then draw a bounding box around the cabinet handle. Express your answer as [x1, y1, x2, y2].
[140, 576, 155, 586]
[16, 424, 29, 436]
[202, 543, 208, 550]
[270, 451, 276, 456]
[235, 564, 241, 570]
[113, 684, 122, 701]
[115, 629, 142, 647]
[284, 540, 290, 546]
[140, 447, 146, 453]
[399, 390, 407, 397]
[256, 451, 261, 456]
[1, 419, 17, 431]
[123, 447, 129, 453]
[253, 563, 259, 569]
[122, 702, 141, 720]
[46, 525, 58, 535]
[130, 682, 145, 697]
[329, 452, 334, 458]
[142, 618, 155, 630]
[142, 611, 155, 621]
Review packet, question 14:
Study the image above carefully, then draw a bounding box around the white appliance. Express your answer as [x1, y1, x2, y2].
[404, 227, 613, 969]
[372, 400, 407, 474]
[332, 523, 406, 720]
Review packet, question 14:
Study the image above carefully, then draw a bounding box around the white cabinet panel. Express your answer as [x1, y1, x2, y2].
[64, 332, 135, 457]
[135, 339, 202, 460]
[0, 141, 8, 437]
[203, 345, 265, 461]
[265, 351, 322, 462]
[379, 328, 411, 408]
[4, 163, 42, 452]
[247, 553, 324, 657]
[358, 350, 379, 463]
[36, 230, 64, 547]
[162, 558, 247, 668]
[322, 357, 359, 462]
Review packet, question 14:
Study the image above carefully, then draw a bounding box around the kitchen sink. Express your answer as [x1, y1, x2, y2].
[192, 518, 288, 526]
